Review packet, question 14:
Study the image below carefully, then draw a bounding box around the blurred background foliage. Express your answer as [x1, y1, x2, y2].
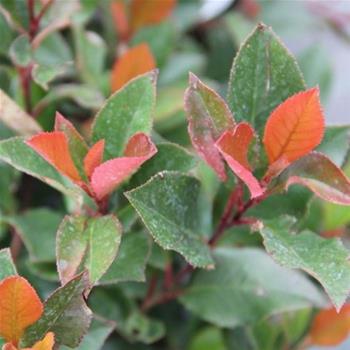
[0, 0, 349, 349]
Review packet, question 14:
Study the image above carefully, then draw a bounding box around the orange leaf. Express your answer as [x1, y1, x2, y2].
[111, 0, 130, 41]
[111, 43, 156, 92]
[130, 0, 176, 33]
[0, 276, 43, 346]
[84, 140, 105, 178]
[263, 88, 324, 165]
[27, 132, 81, 182]
[216, 123, 264, 198]
[309, 305, 350, 346]
[30, 332, 55, 350]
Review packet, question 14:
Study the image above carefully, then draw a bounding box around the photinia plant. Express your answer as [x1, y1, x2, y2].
[0, 1, 349, 349]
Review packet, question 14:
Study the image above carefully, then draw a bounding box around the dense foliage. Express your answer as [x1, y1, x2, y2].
[0, 1, 349, 349]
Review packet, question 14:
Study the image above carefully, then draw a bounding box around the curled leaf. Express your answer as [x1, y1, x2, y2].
[309, 305, 350, 346]
[0, 276, 43, 346]
[270, 152, 350, 205]
[91, 133, 157, 200]
[263, 88, 324, 166]
[216, 123, 264, 198]
[111, 43, 156, 92]
[184, 73, 235, 181]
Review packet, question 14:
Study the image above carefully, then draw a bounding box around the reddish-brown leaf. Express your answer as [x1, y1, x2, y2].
[84, 140, 105, 179]
[309, 305, 350, 346]
[110, 0, 130, 41]
[263, 88, 324, 165]
[91, 133, 157, 200]
[216, 123, 264, 198]
[130, 0, 176, 33]
[271, 152, 350, 205]
[111, 43, 156, 92]
[27, 132, 81, 182]
[0, 276, 43, 346]
[184, 73, 235, 181]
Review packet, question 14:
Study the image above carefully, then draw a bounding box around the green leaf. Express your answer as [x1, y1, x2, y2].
[0, 248, 17, 280]
[317, 126, 350, 167]
[32, 63, 69, 90]
[126, 171, 214, 268]
[129, 142, 197, 187]
[227, 23, 305, 135]
[89, 287, 165, 344]
[21, 272, 92, 348]
[73, 25, 107, 86]
[0, 0, 29, 29]
[0, 137, 82, 197]
[180, 247, 325, 328]
[0, 12, 14, 55]
[92, 71, 157, 158]
[60, 318, 115, 350]
[3, 209, 63, 263]
[189, 327, 227, 350]
[57, 214, 122, 285]
[269, 152, 350, 205]
[34, 84, 105, 112]
[260, 216, 350, 311]
[9, 34, 32, 67]
[101, 231, 151, 284]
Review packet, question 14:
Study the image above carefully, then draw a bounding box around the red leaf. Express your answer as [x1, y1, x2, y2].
[263, 88, 324, 166]
[0, 276, 43, 346]
[84, 140, 105, 179]
[216, 123, 264, 198]
[271, 152, 350, 205]
[309, 305, 350, 346]
[130, 0, 176, 33]
[27, 132, 81, 182]
[111, 43, 156, 92]
[111, 0, 130, 41]
[184, 73, 235, 181]
[91, 133, 157, 200]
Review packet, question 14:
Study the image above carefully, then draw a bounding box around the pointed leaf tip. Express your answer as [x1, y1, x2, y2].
[91, 133, 157, 200]
[26, 132, 82, 182]
[263, 87, 325, 166]
[216, 123, 264, 198]
[84, 139, 105, 178]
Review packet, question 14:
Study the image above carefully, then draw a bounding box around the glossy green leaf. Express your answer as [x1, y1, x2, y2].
[126, 171, 214, 268]
[60, 318, 115, 350]
[101, 232, 151, 284]
[0, 0, 29, 30]
[9, 34, 32, 67]
[180, 247, 325, 328]
[0, 137, 83, 197]
[57, 215, 122, 285]
[129, 142, 197, 187]
[260, 216, 350, 311]
[21, 272, 92, 348]
[227, 23, 305, 134]
[4, 208, 63, 263]
[0, 248, 17, 280]
[92, 71, 157, 159]
[269, 152, 350, 205]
